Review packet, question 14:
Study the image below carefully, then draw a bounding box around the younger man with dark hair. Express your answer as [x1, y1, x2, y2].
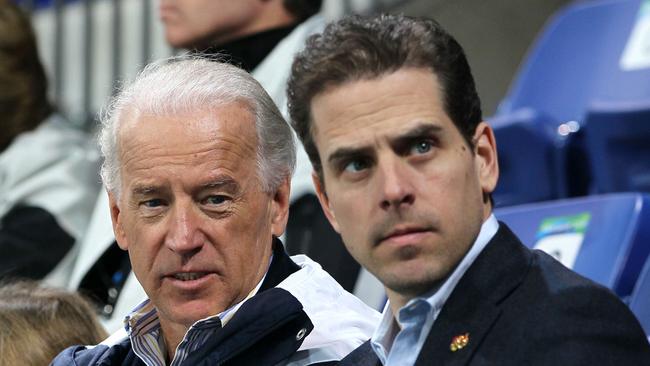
[287, 14, 650, 365]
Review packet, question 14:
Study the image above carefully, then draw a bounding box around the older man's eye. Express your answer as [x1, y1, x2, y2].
[343, 159, 369, 173]
[142, 199, 164, 208]
[203, 195, 229, 206]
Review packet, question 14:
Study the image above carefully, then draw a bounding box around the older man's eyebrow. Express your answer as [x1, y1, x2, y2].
[200, 176, 240, 193]
[130, 185, 165, 199]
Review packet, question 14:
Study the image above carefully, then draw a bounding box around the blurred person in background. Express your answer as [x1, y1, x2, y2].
[0, 0, 101, 283]
[0, 280, 107, 366]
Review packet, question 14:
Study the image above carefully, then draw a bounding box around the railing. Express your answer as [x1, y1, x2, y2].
[16, 0, 411, 130]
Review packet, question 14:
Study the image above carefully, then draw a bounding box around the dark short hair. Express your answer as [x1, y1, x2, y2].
[283, 0, 322, 21]
[287, 13, 482, 179]
[0, 1, 52, 152]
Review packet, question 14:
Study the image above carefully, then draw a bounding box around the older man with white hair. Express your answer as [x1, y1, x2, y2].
[52, 56, 379, 366]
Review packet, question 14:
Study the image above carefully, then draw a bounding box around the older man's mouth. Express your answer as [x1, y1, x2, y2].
[164, 271, 217, 291]
[173, 272, 209, 281]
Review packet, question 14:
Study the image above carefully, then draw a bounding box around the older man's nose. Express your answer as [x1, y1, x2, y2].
[165, 203, 204, 255]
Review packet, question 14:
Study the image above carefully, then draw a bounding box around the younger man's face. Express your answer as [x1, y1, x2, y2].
[310, 67, 498, 299]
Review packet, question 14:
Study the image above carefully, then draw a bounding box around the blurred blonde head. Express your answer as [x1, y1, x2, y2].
[0, 280, 108, 366]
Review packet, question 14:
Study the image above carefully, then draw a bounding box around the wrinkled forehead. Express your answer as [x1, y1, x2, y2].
[116, 105, 259, 172]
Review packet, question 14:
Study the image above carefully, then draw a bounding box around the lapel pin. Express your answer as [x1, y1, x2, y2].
[450, 333, 470, 352]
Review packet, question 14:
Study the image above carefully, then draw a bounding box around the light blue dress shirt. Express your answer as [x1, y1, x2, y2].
[370, 215, 499, 365]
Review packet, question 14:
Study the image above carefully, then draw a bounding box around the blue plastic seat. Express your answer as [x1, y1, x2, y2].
[629, 255, 650, 335]
[491, 0, 646, 204]
[490, 109, 565, 207]
[494, 193, 650, 298]
[583, 100, 650, 194]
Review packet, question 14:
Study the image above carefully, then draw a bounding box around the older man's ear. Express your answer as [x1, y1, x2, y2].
[271, 176, 291, 238]
[108, 192, 129, 251]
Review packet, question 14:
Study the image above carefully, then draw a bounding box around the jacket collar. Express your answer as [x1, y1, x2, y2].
[259, 237, 301, 292]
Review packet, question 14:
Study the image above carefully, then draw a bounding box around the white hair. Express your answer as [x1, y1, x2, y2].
[99, 55, 296, 196]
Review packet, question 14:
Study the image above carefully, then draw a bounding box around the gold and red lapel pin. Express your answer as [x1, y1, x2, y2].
[450, 333, 470, 352]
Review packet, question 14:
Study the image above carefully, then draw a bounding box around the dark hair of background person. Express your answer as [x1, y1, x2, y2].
[0, 280, 108, 365]
[287, 13, 482, 181]
[283, 0, 323, 21]
[0, 0, 52, 153]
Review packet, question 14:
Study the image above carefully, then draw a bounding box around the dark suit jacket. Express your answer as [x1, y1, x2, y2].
[341, 223, 650, 365]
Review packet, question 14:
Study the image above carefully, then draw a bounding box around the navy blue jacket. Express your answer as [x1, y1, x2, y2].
[341, 224, 650, 366]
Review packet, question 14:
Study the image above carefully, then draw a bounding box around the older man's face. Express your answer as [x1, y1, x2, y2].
[109, 102, 289, 329]
[310, 67, 498, 300]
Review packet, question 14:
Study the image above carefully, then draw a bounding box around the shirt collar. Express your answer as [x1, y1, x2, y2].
[370, 214, 499, 362]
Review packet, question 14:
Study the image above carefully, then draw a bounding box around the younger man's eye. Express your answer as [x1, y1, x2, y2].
[344, 159, 369, 173]
[411, 140, 433, 155]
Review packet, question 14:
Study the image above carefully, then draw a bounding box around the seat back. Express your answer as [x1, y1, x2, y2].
[492, 0, 647, 204]
[489, 109, 566, 206]
[498, 0, 642, 124]
[629, 255, 650, 335]
[583, 100, 650, 193]
[495, 193, 650, 297]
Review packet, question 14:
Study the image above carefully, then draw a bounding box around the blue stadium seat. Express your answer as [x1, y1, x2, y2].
[629, 255, 650, 335]
[491, 0, 646, 204]
[496, 0, 634, 122]
[490, 109, 566, 207]
[494, 193, 650, 298]
[583, 101, 650, 194]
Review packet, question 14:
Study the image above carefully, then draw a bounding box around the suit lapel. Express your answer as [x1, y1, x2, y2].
[415, 224, 532, 366]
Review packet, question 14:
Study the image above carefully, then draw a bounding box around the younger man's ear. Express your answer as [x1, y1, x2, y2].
[312, 172, 340, 233]
[473, 122, 499, 196]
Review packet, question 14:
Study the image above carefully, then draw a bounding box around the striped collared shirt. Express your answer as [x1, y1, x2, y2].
[124, 264, 268, 366]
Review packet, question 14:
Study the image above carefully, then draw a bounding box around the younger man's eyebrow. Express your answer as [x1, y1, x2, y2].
[389, 123, 443, 151]
[391, 123, 443, 143]
[328, 146, 374, 165]
[327, 123, 444, 164]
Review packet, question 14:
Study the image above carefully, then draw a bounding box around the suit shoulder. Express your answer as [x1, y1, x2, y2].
[518, 249, 634, 318]
[507, 250, 650, 363]
[526, 249, 618, 299]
